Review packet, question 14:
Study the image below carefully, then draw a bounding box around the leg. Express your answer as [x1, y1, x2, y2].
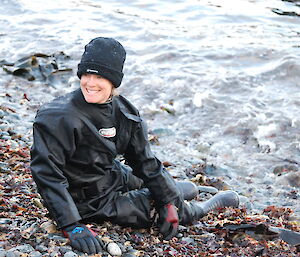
[179, 190, 240, 224]
[80, 188, 153, 228]
[114, 189, 153, 228]
[112, 160, 143, 192]
[113, 160, 200, 200]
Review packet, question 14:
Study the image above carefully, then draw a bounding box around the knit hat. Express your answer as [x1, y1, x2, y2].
[77, 37, 126, 88]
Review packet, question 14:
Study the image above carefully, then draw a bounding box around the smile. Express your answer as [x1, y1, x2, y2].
[86, 88, 100, 94]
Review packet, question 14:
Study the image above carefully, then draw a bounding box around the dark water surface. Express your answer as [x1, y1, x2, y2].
[0, 0, 300, 215]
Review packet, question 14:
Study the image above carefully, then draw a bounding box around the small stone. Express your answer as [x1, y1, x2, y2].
[8, 140, 19, 149]
[59, 246, 73, 254]
[5, 251, 16, 257]
[40, 221, 57, 233]
[156, 248, 163, 254]
[0, 250, 6, 257]
[47, 234, 67, 242]
[176, 233, 183, 238]
[63, 251, 78, 257]
[122, 254, 136, 257]
[50, 251, 60, 257]
[29, 251, 42, 257]
[181, 237, 195, 245]
[0, 123, 9, 130]
[106, 242, 122, 256]
[9, 244, 35, 253]
[35, 245, 48, 253]
[0, 218, 11, 224]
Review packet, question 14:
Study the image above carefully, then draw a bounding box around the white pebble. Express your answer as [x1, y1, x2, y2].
[107, 242, 122, 256]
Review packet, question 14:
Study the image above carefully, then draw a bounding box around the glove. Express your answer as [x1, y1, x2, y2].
[158, 203, 179, 240]
[62, 223, 103, 254]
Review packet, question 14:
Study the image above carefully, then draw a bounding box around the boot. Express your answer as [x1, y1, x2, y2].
[176, 181, 199, 200]
[191, 190, 239, 219]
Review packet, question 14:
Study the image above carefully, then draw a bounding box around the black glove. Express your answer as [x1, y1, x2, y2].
[62, 223, 103, 254]
[158, 203, 179, 240]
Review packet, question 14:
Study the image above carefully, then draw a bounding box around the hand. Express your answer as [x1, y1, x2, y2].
[158, 203, 179, 240]
[62, 223, 103, 254]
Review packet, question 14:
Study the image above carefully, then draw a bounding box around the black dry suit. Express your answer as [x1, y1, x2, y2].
[30, 89, 195, 229]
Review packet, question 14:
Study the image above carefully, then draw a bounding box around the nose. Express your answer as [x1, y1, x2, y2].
[85, 74, 97, 85]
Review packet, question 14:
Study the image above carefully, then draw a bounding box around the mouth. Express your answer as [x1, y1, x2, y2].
[86, 88, 100, 94]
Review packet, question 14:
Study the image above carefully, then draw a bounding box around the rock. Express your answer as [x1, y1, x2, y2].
[106, 242, 122, 256]
[1, 135, 11, 140]
[59, 246, 73, 254]
[0, 218, 11, 224]
[5, 252, 16, 257]
[151, 128, 174, 136]
[63, 251, 78, 257]
[278, 172, 300, 187]
[40, 221, 57, 233]
[35, 245, 48, 253]
[29, 251, 42, 257]
[273, 165, 298, 175]
[198, 185, 219, 194]
[122, 252, 139, 257]
[156, 248, 163, 254]
[176, 233, 183, 238]
[50, 252, 60, 257]
[9, 244, 34, 253]
[47, 234, 67, 242]
[0, 250, 5, 257]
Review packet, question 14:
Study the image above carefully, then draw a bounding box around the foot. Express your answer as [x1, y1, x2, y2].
[192, 190, 239, 219]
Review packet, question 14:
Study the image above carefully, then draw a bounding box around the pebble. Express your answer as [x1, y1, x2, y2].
[6, 113, 20, 121]
[176, 233, 183, 238]
[50, 251, 60, 257]
[9, 244, 34, 253]
[8, 140, 19, 149]
[0, 131, 9, 136]
[5, 252, 17, 257]
[156, 248, 163, 254]
[106, 242, 122, 256]
[0, 218, 11, 224]
[47, 234, 67, 242]
[198, 185, 219, 194]
[59, 246, 73, 254]
[121, 254, 136, 257]
[63, 251, 78, 257]
[181, 237, 195, 245]
[35, 245, 48, 253]
[1, 135, 11, 140]
[29, 251, 42, 257]
[0, 123, 9, 130]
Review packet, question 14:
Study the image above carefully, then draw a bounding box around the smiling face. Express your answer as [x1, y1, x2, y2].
[80, 74, 114, 104]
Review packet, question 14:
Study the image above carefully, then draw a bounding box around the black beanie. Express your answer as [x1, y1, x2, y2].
[77, 37, 126, 88]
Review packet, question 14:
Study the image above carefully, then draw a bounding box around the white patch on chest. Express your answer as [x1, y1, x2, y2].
[99, 127, 116, 138]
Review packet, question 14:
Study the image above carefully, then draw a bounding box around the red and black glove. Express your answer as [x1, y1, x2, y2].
[158, 203, 179, 240]
[62, 223, 104, 255]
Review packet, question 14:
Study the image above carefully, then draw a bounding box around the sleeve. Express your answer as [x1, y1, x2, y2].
[30, 112, 82, 228]
[124, 117, 180, 207]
